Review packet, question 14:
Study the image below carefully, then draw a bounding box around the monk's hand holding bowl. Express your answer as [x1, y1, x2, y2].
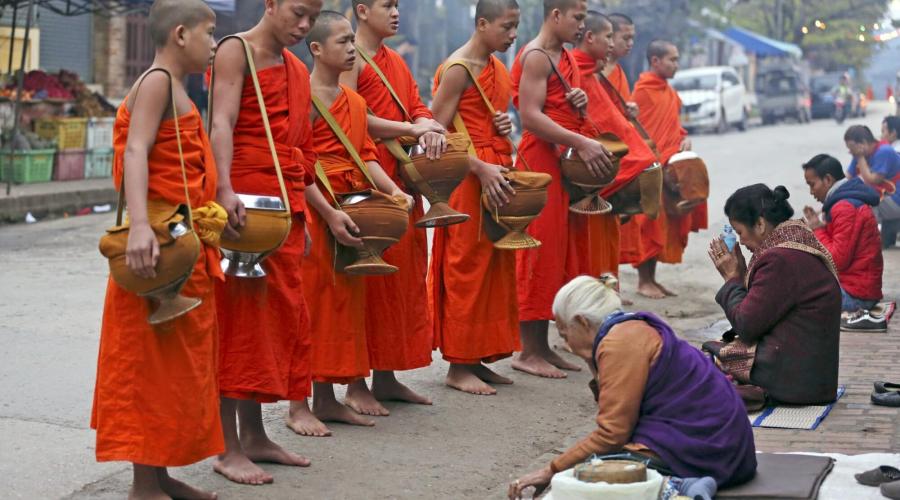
[679, 137, 692, 152]
[125, 221, 160, 280]
[708, 237, 746, 282]
[575, 135, 615, 179]
[474, 160, 514, 207]
[325, 208, 364, 248]
[508, 466, 553, 500]
[803, 206, 825, 231]
[413, 118, 448, 160]
[216, 186, 246, 240]
[564, 87, 588, 111]
[492, 111, 513, 137]
[392, 189, 415, 214]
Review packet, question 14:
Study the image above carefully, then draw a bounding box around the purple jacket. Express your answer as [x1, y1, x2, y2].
[595, 311, 757, 487]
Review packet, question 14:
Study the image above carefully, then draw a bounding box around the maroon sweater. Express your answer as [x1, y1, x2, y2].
[716, 247, 841, 405]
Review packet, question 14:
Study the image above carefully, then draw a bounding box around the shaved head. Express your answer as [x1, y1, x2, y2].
[647, 39, 676, 64]
[608, 13, 633, 32]
[351, 0, 375, 17]
[306, 10, 349, 48]
[475, 0, 519, 24]
[583, 10, 611, 35]
[148, 0, 215, 48]
[543, 0, 578, 19]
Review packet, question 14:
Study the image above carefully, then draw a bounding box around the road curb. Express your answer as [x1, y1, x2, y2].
[0, 184, 117, 223]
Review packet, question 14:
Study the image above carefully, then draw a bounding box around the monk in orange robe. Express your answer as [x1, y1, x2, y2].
[336, 0, 446, 415]
[429, 0, 521, 395]
[290, 11, 415, 433]
[208, 0, 322, 486]
[632, 40, 699, 295]
[511, 0, 616, 379]
[599, 12, 655, 276]
[571, 12, 657, 279]
[91, 2, 224, 498]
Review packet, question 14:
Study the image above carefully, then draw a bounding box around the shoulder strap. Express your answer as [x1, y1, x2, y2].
[313, 160, 341, 208]
[522, 48, 572, 92]
[310, 93, 378, 190]
[596, 70, 656, 147]
[520, 48, 602, 135]
[441, 60, 531, 172]
[355, 44, 413, 122]
[117, 67, 192, 228]
[208, 35, 291, 213]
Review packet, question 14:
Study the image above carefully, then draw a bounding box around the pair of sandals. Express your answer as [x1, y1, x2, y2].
[856, 465, 900, 499]
[871, 381, 900, 407]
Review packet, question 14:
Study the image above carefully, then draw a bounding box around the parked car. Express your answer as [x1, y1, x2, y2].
[756, 67, 811, 124]
[672, 66, 747, 134]
[810, 73, 845, 119]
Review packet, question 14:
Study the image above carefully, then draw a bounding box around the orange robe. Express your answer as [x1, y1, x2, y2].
[511, 47, 592, 321]
[603, 63, 656, 266]
[632, 71, 706, 265]
[91, 101, 224, 466]
[572, 50, 657, 277]
[304, 86, 373, 384]
[356, 45, 432, 371]
[428, 56, 520, 364]
[214, 50, 316, 402]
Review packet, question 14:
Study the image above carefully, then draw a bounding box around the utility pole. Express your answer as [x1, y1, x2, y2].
[775, 0, 784, 40]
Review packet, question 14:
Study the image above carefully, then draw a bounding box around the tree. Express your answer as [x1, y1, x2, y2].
[698, 0, 890, 71]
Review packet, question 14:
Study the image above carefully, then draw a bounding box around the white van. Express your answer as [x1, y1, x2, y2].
[671, 66, 748, 133]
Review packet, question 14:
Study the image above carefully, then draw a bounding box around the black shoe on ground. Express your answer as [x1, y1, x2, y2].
[871, 391, 900, 408]
[841, 310, 888, 332]
[874, 381, 900, 394]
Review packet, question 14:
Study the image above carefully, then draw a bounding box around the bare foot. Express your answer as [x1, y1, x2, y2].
[637, 282, 666, 299]
[512, 354, 567, 379]
[446, 364, 497, 395]
[654, 281, 678, 297]
[372, 377, 433, 405]
[345, 382, 391, 416]
[212, 451, 273, 486]
[313, 397, 375, 427]
[241, 435, 310, 467]
[158, 473, 217, 499]
[286, 400, 332, 437]
[621, 298, 634, 306]
[128, 489, 170, 500]
[543, 350, 582, 372]
[471, 364, 513, 385]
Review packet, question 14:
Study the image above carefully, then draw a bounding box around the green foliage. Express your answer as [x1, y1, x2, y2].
[695, 0, 889, 71]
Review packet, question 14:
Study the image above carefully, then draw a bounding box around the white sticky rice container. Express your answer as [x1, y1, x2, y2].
[543, 467, 664, 500]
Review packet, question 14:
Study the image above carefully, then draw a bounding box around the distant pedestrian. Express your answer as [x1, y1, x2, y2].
[844, 125, 900, 248]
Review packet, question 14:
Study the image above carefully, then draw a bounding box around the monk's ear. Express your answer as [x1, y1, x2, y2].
[355, 3, 369, 22]
[309, 41, 321, 57]
[265, 0, 278, 15]
[174, 24, 188, 48]
[476, 17, 489, 32]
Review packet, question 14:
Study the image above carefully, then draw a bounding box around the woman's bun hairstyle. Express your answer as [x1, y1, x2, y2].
[725, 184, 794, 228]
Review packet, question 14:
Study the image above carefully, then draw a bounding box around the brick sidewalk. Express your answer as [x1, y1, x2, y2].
[748, 249, 900, 455]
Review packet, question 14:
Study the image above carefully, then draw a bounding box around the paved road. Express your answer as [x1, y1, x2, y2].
[0, 104, 893, 499]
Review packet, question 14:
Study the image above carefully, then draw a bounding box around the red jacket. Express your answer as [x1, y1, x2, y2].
[814, 178, 883, 301]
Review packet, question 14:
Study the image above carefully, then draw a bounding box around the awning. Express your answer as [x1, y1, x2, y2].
[723, 26, 803, 58]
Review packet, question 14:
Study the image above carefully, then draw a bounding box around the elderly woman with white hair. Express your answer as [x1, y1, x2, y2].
[508, 275, 757, 499]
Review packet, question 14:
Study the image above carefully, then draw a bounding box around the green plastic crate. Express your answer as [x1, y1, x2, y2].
[0, 149, 55, 184]
[85, 148, 114, 178]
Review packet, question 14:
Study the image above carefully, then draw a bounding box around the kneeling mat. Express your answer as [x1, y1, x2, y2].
[717, 453, 834, 499]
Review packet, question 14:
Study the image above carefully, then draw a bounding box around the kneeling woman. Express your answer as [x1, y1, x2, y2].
[708, 185, 841, 407]
[508, 276, 757, 499]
